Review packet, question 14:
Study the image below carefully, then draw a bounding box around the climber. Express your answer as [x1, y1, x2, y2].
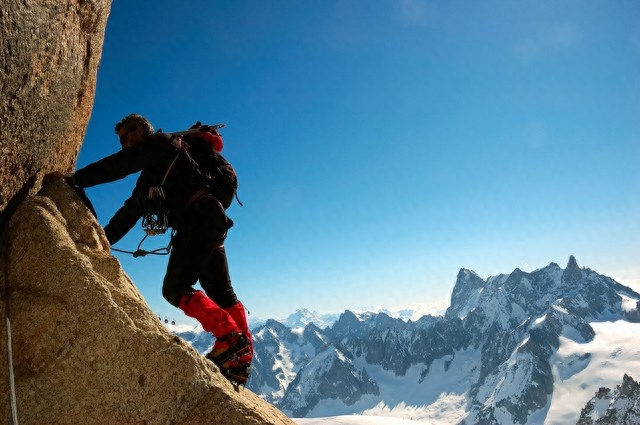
[47, 114, 252, 386]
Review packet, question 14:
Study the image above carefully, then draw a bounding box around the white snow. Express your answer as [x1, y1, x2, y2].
[619, 292, 639, 312]
[363, 395, 467, 424]
[547, 320, 640, 424]
[589, 396, 611, 422]
[291, 320, 640, 425]
[167, 281, 640, 424]
[300, 348, 480, 423]
[294, 415, 430, 425]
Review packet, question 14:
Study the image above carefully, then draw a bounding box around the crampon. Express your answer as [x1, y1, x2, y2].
[219, 363, 251, 390]
[206, 333, 251, 390]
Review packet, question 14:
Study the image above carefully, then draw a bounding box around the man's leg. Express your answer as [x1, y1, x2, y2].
[163, 219, 243, 349]
[166, 196, 249, 382]
[200, 243, 253, 363]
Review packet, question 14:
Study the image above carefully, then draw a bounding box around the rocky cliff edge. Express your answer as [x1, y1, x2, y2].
[0, 178, 294, 425]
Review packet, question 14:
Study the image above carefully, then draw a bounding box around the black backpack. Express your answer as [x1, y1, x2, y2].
[142, 126, 240, 235]
[179, 133, 240, 210]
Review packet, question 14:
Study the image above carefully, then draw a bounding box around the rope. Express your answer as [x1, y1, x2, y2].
[3, 238, 19, 425]
[5, 318, 18, 425]
[110, 231, 174, 258]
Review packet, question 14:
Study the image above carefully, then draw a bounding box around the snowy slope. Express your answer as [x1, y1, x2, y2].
[546, 320, 640, 424]
[297, 320, 640, 424]
[294, 416, 431, 425]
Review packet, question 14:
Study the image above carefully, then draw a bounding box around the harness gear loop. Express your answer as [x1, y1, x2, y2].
[141, 139, 183, 236]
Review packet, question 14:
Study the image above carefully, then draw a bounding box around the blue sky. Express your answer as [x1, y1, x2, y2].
[78, 0, 639, 322]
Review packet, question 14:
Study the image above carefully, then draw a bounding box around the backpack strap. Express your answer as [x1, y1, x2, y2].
[160, 136, 185, 186]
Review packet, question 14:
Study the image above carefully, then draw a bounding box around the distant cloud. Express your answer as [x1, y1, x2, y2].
[514, 21, 582, 64]
[611, 266, 640, 292]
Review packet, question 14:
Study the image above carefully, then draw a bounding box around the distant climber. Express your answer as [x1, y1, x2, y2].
[47, 114, 252, 387]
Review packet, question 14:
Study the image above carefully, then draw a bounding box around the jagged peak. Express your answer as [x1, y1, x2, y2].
[341, 309, 360, 320]
[508, 267, 524, 279]
[294, 307, 314, 316]
[453, 268, 485, 293]
[621, 373, 640, 388]
[264, 318, 291, 332]
[330, 310, 361, 332]
[457, 267, 482, 280]
[562, 255, 583, 283]
[303, 322, 322, 333]
[503, 267, 533, 288]
[446, 268, 486, 319]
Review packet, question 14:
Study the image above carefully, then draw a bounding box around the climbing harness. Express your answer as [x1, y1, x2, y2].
[140, 146, 181, 237]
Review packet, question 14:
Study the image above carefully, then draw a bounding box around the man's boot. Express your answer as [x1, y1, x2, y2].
[224, 302, 253, 363]
[224, 302, 253, 355]
[178, 291, 250, 376]
[220, 302, 252, 386]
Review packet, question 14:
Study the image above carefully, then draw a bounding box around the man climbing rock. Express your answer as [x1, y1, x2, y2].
[61, 114, 252, 386]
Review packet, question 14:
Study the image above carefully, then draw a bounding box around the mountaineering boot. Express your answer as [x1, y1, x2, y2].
[224, 302, 253, 363]
[206, 333, 250, 367]
[220, 302, 253, 387]
[178, 291, 250, 385]
[206, 332, 251, 389]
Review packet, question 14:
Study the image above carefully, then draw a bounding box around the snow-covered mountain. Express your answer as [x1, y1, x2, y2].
[576, 374, 640, 424]
[170, 256, 640, 424]
[294, 416, 429, 425]
[248, 306, 440, 331]
[280, 308, 340, 330]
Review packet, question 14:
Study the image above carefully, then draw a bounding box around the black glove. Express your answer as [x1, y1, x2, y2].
[64, 174, 98, 218]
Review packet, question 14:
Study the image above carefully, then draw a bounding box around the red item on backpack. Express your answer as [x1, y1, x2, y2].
[196, 131, 223, 153]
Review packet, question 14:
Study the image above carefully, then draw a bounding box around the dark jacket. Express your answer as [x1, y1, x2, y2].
[74, 133, 205, 244]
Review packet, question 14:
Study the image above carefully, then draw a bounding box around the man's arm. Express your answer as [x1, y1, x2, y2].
[104, 186, 145, 244]
[73, 133, 171, 188]
[73, 149, 143, 189]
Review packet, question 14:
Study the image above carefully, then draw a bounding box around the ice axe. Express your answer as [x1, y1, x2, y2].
[161, 123, 226, 137]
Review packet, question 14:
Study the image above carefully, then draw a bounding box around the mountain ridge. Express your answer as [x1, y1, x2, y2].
[171, 256, 640, 423]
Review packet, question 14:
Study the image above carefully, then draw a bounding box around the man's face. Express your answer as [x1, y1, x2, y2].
[118, 126, 144, 149]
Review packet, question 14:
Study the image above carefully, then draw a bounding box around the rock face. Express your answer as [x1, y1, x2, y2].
[0, 179, 294, 425]
[577, 374, 640, 424]
[0, 2, 294, 423]
[0, 0, 110, 215]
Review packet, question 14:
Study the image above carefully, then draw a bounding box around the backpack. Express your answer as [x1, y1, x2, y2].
[181, 133, 240, 210]
[141, 125, 240, 236]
